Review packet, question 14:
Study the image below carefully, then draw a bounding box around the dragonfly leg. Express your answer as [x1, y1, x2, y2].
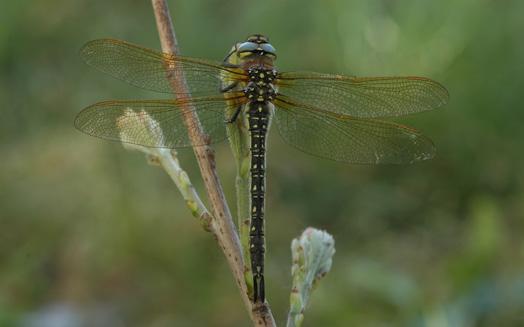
[222, 49, 242, 67]
[222, 48, 236, 63]
[225, 105, 242, 124]
[220, 81, 239, 93]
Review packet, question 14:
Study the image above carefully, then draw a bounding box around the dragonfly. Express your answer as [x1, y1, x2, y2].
[75, 34, 449, 303]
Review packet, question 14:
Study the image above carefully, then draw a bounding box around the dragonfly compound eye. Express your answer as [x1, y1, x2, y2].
[259, 43, 277, 57]
[238, 42, 259, 54]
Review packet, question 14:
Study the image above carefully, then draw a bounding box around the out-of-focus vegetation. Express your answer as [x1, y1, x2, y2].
[1, 0, 523, 326]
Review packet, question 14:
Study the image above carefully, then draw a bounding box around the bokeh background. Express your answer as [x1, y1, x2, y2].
[1, 0, 524, 326]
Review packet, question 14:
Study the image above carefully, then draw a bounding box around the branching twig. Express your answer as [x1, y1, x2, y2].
[117, 109, 212, 228]
[150, 1, 275, 325]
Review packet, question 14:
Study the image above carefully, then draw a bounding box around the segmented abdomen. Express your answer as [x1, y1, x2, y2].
[248, 102, 270, 302]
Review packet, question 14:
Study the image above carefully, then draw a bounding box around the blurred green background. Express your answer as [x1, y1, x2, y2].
[1, 0, 523, 326]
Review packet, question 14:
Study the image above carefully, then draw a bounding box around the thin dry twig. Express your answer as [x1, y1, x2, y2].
[150, 1, 275, 325]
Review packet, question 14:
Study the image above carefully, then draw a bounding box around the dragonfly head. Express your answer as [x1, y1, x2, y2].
[233, 34, 277, 61]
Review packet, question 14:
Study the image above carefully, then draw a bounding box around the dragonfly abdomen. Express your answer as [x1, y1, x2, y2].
[248, 101, 270, 303]
[242, 67, 277, 303]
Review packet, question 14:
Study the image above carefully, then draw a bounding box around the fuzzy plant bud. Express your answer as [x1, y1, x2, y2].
[287, 228, 335, 327]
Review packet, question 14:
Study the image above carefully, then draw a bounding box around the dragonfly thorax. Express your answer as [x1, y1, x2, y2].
[244, 68, 277, 103]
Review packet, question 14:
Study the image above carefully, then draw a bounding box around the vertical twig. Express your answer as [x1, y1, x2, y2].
[150, 1, 275, 325]
[226, 101, 254, 294]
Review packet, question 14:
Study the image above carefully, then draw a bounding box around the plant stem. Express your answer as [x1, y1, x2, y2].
[157, 149, 212, 227]
[118, 111, 212, 229]
[226, 107, 254, 296]
[150, 1, 275, 325]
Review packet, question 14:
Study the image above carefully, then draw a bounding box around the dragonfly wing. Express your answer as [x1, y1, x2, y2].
[80, 39, 246, 96]
[75, 95, 245, 148]
[274, 97, 436, 164]
[277, 72, 448, 118]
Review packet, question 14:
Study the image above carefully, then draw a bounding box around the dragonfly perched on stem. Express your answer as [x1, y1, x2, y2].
[75, 34, 448, 303]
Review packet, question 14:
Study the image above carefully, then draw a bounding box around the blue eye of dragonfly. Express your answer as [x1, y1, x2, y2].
[259, 43, 276, 56]
[237, 42, 259, 53]
[237, 41, 276, 57]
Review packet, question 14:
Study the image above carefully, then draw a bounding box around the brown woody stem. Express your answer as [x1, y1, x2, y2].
[150, 1, 275, 325]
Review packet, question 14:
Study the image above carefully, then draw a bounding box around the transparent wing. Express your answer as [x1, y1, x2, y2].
[80, 39, 246, 96]
[75, 95, 246, 148]
[276, 72, 449, 118]
[274, 97, 436, 164]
